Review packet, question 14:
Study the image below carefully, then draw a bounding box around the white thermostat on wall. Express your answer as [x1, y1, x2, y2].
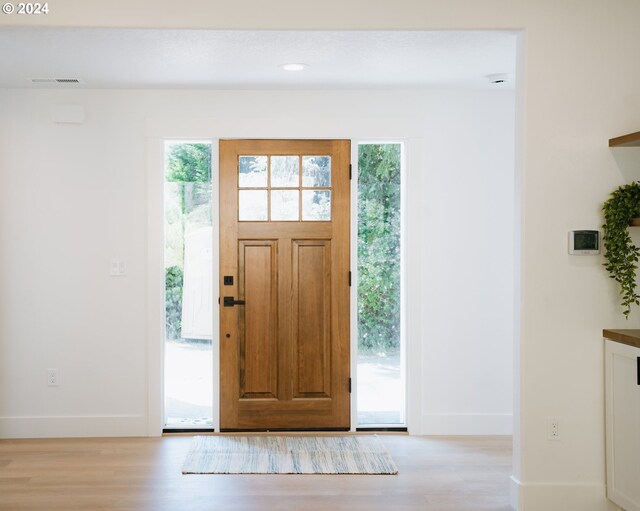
[568, 230, 600, 255]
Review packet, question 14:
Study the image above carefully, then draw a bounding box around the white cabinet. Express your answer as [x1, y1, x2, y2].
[605, 339, 640, 511]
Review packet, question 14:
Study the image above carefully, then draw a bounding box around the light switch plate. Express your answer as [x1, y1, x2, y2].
[110, 259, 127, 276]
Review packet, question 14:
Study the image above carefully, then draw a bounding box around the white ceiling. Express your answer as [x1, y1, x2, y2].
[0, 28, 517, 90]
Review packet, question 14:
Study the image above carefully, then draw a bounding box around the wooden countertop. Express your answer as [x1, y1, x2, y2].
[603, 329, 640, 348]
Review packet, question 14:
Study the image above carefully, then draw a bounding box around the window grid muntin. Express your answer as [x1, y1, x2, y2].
[238, 154, 332, 222]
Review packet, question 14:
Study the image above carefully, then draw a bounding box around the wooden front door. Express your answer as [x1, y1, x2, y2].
[219, 139, 351, 430]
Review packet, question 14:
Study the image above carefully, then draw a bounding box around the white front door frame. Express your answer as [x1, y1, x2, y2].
[146, 115, 424, 435]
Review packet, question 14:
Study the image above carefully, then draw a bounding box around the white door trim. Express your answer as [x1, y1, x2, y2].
[146, 116, 424, 435]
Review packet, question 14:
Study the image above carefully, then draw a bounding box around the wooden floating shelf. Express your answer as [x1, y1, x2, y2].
[603, 329, 640, 349]
[609, 131, 640, 147]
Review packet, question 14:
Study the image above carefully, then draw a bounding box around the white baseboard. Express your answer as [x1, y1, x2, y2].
[0, 415, 149, 439]
[510, 477, 622, 511]
[420, 413, 512, 435]
[511, 476, 521, 510]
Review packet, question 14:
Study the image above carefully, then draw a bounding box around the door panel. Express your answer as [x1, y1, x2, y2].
[292, 240, 331, 399]
[238, 240, 278, 399]
[219, 139, 350, 430]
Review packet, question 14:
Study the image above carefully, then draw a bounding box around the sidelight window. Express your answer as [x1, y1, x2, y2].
[356, 142, 405, 427]
[163, 141, 214, 429]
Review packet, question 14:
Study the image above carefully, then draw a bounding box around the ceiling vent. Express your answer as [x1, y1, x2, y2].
[28, 78, 85, 84]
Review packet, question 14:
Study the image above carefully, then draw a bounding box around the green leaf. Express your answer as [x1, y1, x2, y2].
[602, 182, 640, 317]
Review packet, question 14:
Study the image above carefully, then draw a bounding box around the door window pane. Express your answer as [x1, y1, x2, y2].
[238, 154, 334, 223]
[302, 190, 331, 221]
[239, 190, 268, 221]
[270, 156, 299, 187]
[271, 190, 300, 221]
[302, 156, 331, 187]
[239, 156, 268, 188]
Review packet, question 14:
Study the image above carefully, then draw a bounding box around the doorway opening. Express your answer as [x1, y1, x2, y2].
[163, 140, 214, 430]
[356, 142, 405, 427]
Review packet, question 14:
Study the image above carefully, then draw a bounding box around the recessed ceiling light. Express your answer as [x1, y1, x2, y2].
[280, 63, 308, 72]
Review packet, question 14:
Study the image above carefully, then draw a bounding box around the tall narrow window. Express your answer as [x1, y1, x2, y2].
[357, 143, 404, 427]
[164, 141, 213, 429]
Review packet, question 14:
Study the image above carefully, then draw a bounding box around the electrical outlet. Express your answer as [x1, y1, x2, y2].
[47, 368, 58, 387]
[548, 416, 560, 440]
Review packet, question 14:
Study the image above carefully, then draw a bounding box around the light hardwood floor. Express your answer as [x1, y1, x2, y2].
[0, 434, 512, 511]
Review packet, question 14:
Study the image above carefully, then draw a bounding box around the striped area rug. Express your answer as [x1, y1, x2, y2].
[182, 435, 398, 475]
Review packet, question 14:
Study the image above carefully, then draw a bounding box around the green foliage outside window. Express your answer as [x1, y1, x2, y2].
[166, 143, 211, 182]
[358, 144, 402, 354]
[165, 266, 184, 340]
[165, 143, 212, 341]
[165, 143, 212, 216]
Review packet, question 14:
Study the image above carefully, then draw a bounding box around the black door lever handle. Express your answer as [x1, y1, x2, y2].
[223, 296, 246, 307]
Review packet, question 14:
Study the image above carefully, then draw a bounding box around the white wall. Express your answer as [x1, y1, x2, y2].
[0, 88, 515, 439]
[421, 91, 515, 434]
[0, 90, 150, 437]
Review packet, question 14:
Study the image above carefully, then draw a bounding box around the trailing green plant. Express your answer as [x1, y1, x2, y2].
[602, 182, 640, 318]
